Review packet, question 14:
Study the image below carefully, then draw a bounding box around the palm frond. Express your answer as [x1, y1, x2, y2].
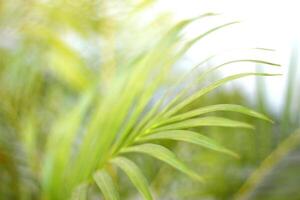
[40, 15, 279, 199]
[0, 1, 281, 199]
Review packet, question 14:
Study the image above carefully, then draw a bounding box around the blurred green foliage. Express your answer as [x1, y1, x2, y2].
[0, 0, 299, 200]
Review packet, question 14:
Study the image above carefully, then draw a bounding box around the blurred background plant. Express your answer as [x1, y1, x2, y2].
[0, 0, 299, 200]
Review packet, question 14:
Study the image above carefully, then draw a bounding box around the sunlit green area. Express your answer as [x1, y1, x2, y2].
[0, 1, 299, 200]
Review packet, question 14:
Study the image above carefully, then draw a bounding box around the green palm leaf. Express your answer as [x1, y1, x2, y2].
[151, 116, 254, 133]
[94, 170, 120, 200]
[121, 143, 204, 182]
[155, 104, 273, 126]
[163, 73, 280, 118]
[139, 130, 238, 157]
[111, 156, 153, 200]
